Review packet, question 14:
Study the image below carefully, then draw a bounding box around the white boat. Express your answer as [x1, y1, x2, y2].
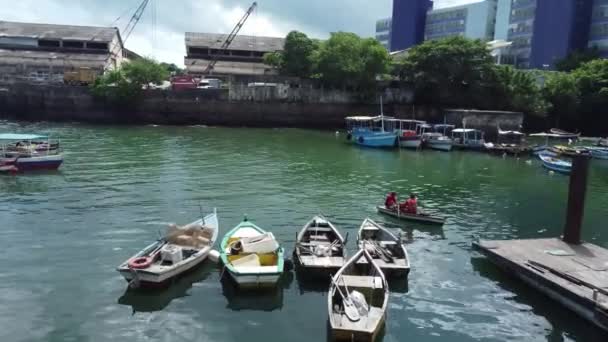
[220, 218, 284, 288]
[328, 248, 388, 342]
[452, 128, 485, 150]
[293, 215, 347, 277]
[117, 209, 219, 288]
[357, 218, 410, 278]
[424, 124, 454, 151]
[395, 119, 425, 149]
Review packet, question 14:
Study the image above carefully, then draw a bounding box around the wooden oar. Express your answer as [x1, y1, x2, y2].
[332, 276, 360, 322]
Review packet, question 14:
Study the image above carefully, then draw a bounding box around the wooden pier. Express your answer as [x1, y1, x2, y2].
[474, 156, 608, 331]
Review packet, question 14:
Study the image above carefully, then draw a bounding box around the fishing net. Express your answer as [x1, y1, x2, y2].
[165, 223, 214, 248]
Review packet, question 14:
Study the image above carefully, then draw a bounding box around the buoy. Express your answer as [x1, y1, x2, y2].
[549, 170, 555, 175]
[335, 131, 340, 136]
[208, 249, 220, 263]
[284, 258, 294, 271]
[525, 160, 532, 165]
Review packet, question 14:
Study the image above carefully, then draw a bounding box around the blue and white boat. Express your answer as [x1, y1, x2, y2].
[345, 98, 397, 148]
[539, 153, 572, 174]
[589, 147, 608, 160]
[0, 133, 63, 171]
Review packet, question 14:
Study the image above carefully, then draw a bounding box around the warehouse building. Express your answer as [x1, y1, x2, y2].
[184, 32, 285, 77]
[0, 21, 125, 84]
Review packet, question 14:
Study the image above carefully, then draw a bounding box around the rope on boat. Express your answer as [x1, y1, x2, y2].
[128, 267, 141, 289]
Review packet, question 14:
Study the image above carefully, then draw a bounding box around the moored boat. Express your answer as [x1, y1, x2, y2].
[452, 128, 485, 150]
[539, 154, 572, 174]
[589, 147, 608, 160]
[550, 145, 589, 157]
[220, 217, 284, 288]
[116, 209, 219, 288]
[376, 205, 445, 225]
[550, 128, 580, 140]
[425, 124, 454, 151]
[395, 119, 425, 149]
[293, 215, 347, 277]
[357, 218, 410, 278]
[345, 116, 397, 148]
[328, 248, 388, 342]
[0, 134, 63, 171]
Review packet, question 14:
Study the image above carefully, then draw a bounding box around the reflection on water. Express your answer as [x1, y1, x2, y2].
[220, 271, 294, 312]
[118, 262, 216, 314]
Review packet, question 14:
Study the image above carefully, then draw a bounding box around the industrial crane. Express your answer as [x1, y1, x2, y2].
[202, 1, 258, 75]
[122, 0, 151, 44]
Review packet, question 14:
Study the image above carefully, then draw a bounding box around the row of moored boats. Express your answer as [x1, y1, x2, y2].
[117, 210, 415, 341]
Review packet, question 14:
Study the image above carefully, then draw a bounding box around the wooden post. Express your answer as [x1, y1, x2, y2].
[563, 155, 590, 245]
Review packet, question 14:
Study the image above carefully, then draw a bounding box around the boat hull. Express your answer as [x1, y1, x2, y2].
[376, 206, 445, 225]
[352, 133, 396, 148]
[294, 253, 344, 278]
[590, 148, 608, 160]
[3, 154, 63, 171]
[399, 137, 421, 149]
[428, 140, 453, 151]
[539, 155, 572, 174]
[117, 248, 212, 288]
[330, 317, 386, 342]
[224, 270, 282, 288]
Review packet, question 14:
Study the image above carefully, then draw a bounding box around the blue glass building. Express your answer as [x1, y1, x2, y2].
[588, 0, 608, 57]
[390, 0, 433, 51]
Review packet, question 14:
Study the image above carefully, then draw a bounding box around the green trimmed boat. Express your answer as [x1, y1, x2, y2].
[220, 218, 284, 288]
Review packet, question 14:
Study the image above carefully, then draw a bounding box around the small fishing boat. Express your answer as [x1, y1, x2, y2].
[550, 128, 580, 140]
[598, 138, 608, 147]
[425, 124, 454, 151]
[328, 248, 388, 342]
[357, 218, 410, 278]
[396, 119, 426, 149]
[550, 145, 589, 157]
[220, 217, 284, 288]
[345, 116, 397, 148]
[376, 205, 445, 225]
[0, 134, 63, 171]
[452, 128, 485, 150]
[539, 154, 572, 174]
[589, 147, 608, 160]
[117, 209, 219, 288]
[293, 215, 347, 277]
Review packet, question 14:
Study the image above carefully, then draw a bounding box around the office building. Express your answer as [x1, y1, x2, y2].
[390, 0, 433, 51]
[376, 18, 392, 50]
[424, 0, 497, 41]
[0, 21, 125, 83]
[588, 0, 608, 57]
[508, 0, 594, 69]
[185, 32, 284, 76]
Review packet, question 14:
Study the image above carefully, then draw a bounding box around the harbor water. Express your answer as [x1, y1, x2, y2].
[1, 121, 607, 342]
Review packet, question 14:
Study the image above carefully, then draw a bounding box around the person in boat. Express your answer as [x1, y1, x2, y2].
[385, 192, 398, 209]
[399, 193, 418, 214]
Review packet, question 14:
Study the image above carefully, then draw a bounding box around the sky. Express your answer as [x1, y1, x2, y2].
[1, 0, 473, 66]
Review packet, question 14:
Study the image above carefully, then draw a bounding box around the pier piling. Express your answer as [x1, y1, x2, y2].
[563, 155, 590, 245]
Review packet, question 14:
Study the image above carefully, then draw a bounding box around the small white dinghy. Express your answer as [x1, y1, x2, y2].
[328, 248, 389, 342]
[116, 209, 219, 288]
[293, 215, 347, 277]
[357, 218, 410, 278]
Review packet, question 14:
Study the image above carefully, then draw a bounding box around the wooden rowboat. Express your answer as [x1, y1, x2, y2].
[328, 248, 388, 342]
[357, 218, 410, 278]
[220, 217, 284, 288]
[117, 209, 219, 289]
[376, 205, 445, 225]
[293, 215, 347, 277]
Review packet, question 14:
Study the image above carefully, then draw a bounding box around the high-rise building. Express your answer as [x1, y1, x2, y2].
[494, 0, 512, 40]
[424, 0, 497, 41]
[390, 0, 433, 51]
[588, 0, 608, 57]
[375, 18, 392, 50]
[508, 0, 594, 69]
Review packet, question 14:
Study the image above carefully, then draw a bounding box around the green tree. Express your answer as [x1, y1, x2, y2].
[542, 71, 580, 126]
[160, 62, 185, 75]
[493, 66, 548, 116]
[263, 51, 284, 70]
[570, 59, 608, 131]
[316, 32, 390, 88]
[396, 36, 495, 105]
[555, 47, 601, 72]
[281, 31, 318, 77]
[122, 57, 169, 88]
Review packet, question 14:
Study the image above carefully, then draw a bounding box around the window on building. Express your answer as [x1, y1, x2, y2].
[87, 42, 108, 50]
[38, 39, 60, 48]
[63, 41, 85, 49]
[188, 47, 208, 55]
[231, 50, 252, 57]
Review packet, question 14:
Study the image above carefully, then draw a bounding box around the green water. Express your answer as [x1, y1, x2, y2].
[1, 121, 607, 342]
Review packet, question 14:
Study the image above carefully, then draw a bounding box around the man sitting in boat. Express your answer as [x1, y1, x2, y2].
[385, 192, 398, 209]
[399, 194, 417, 214]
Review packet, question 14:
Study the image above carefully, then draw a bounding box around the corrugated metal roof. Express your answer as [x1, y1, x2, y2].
[0, 48, 109, 62]
[185, 32, 284, 52]
[0, 21, 118, 42]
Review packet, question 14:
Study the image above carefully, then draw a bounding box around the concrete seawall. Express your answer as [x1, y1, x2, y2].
[0, 83, 523, 138]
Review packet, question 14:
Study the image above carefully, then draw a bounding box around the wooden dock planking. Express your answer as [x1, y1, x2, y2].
[474, 238, 608, 331]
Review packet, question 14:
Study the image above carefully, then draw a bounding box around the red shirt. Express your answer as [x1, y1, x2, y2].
[402, 198, 417, 214]
[385, 195, 397, 208]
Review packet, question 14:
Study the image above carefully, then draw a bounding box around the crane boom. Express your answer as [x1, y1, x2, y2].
[123, 0, 150, 44]
[203, 1, 257, 75]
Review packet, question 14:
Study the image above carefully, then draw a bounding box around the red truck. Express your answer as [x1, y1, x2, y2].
[170, 75, 197, 91]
